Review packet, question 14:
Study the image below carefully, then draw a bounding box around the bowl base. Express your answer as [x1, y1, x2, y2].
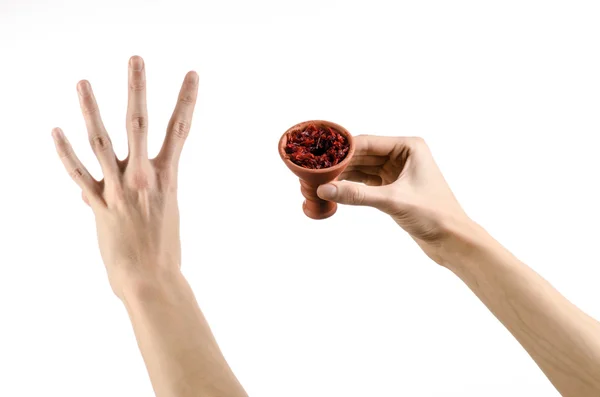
[303, 200, 337, 220]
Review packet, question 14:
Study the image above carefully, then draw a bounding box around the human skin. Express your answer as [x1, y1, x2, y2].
[317, 135, 600, 396]
[51, 56, 248, 397]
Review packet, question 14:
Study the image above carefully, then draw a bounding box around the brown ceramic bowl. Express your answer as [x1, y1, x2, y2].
[278, 120, 356, 219]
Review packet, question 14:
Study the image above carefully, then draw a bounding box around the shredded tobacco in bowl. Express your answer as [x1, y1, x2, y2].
[284, 123, 350, 169]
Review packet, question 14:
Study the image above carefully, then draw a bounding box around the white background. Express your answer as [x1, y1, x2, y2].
[1, 1, 599, 396]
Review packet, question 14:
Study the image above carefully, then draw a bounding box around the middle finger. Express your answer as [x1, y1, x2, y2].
[350, 155, 388, 167]
[126, 55, 149, 160]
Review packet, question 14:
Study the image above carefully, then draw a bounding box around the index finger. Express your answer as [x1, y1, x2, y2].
[353, 135, 412, 156]
[156, 71, 199, 166]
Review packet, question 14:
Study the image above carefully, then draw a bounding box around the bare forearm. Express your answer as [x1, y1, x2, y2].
[121, 269, 247, 397]
[441, 222, 600, 396]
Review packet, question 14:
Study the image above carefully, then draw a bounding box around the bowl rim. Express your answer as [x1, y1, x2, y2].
[278, 120, 355, 174]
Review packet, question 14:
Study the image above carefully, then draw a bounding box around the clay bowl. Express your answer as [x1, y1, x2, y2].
[278, 120, 355, 220]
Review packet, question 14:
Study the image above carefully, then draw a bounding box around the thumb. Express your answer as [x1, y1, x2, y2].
[317, 181, 387, 208]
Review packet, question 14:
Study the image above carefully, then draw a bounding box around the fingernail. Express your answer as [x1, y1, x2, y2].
[187, 71, 199, 85]
[130, 56, 144, 71]
[317, 184, 337, 200]
[51, 128, 64, 139]
[77, 80, 91, 96]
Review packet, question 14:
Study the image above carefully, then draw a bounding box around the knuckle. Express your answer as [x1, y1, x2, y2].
[172, 120, 190, 139]
[179, 92, 195, 104]
[113, 185, 125, 202]
[130, 114, 147, 132]
[130, 172, 150, 190]
[56, 144, 73, 160]
[152, 159, 177, 188]
[129, 79, 146, 92]
[82, 105, 99, 115]
[69, 167, 85, 181]
[80, 97, 99, 115]
[412, 136, 427, 147]
[157, 167, 176, 191]
[347, 187, 365, 205]
[111, 184, 126, 202]
[89, 134, 111, 152]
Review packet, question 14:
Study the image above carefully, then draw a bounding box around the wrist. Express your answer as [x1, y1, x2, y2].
[114, 266, 186, 305]
[437, 216, 498, 271]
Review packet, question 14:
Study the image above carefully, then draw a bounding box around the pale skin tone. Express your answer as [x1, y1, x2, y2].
[52, 56, 248, 397]
[52, 56, 600, 397]
[317, 136, 600, 396]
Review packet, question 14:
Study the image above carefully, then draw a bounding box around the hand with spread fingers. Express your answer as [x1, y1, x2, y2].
[52, 56, 197, 298]
[51, 56, 248, 397]
[317, 135, 470, 264]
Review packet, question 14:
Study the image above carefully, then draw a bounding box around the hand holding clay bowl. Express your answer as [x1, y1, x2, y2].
[278, 120, 355, 219]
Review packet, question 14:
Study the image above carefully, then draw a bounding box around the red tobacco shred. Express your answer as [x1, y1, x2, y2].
[285, 123, 350, 169]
